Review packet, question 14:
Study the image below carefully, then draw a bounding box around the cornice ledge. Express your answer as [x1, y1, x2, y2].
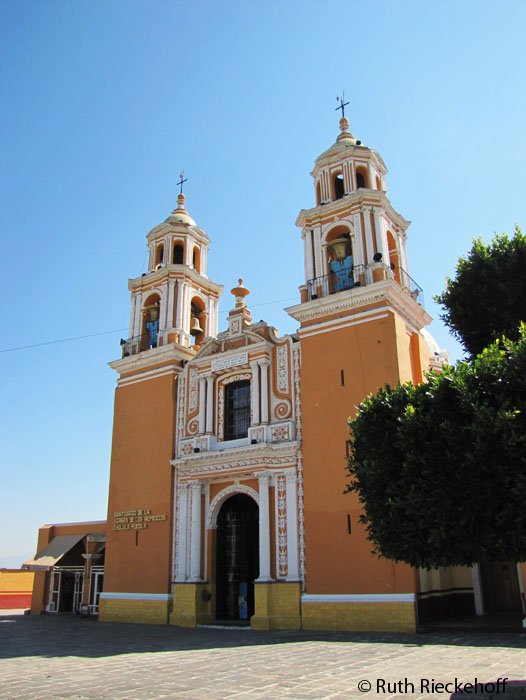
[129, 266, 224, 293]
[109, 345, 190, 374]
[285, 280, 431, 328]
[171, 441, 299, 470]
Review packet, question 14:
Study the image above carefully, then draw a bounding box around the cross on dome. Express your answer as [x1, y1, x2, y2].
[177, 170, 188, 195]
[335, 92, 349, 118]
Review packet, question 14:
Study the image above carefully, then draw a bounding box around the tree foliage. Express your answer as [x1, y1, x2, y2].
[346, 328, 526, 569]
[435, 226, 526, 357]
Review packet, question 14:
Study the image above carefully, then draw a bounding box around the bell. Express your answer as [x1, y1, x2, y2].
[329, 237, 349, 261]
[190, 315, 203, 336]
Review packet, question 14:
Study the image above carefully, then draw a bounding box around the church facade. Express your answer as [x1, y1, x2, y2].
[27, 114, 526, 629]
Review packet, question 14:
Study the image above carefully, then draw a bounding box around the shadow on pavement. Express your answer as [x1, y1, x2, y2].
[0, 612, 524, 661]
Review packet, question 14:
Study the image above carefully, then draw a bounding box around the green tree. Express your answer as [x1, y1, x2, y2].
[435, 226, 526, 357]
[346, 329, 526, 568]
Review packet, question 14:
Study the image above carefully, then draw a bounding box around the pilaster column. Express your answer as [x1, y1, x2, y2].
[368, 163, 376, 189]
[189, 481, 202, 581]
[350, 162, 356, 192]
[259, 359, 270, 424]
[129, 294, 137, 338]
[307, 230, 315, 280]
[256, 473, 271, 581]
[175, 483, 189, 581]
[198, 376, 206, 434]
[353, 213, 364, 267]
[175, 281, 184, 328]
[205, 374, 214, 434]
[313, 226, 323, 279]
[373, 209, 388, 262]
[285, 471, 299, 580]
[250, 361, 260, 426]
[166, 280, 176, 329]
[363, 208, 375, 263]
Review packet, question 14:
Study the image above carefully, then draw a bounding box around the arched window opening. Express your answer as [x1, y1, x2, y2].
[224, 381, 250, 441]
[190, 297, 206, 347]
[155, 244, 164, 268]
[334, 173, 344, 200]
[316, 180, 322, 205]
[192, 246, 201, 273]
[142, 294, 161, 350]
[325, 226, 354, 293]
[376, 176, 382, 190]
[173, 243, 184, 265]
[356, 169, 368, 189]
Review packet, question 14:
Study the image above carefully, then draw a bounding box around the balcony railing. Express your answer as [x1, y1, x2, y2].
[306, 264, 424, 306]
[120, 333, 162, 358]
[307, 264, 367, 299]
[393, 267, 424, 306]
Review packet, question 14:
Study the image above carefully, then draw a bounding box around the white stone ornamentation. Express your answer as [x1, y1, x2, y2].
[188, 368, 198, 412]
[276, 345, 289, 393]
[276, 473, 288, 578]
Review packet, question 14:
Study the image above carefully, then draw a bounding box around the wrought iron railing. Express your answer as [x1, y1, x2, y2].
[306, 264, 424, 306]
[120, 333, 160, 357]
[307, 264, 367, 299]
[392, 267, 424, 306]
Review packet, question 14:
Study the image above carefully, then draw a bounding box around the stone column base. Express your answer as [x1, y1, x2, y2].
[169, 583, 213, 627]
[251, 581, 301, 630]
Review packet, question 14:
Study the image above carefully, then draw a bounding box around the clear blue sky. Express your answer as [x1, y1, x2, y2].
[1, 0, 525, 566]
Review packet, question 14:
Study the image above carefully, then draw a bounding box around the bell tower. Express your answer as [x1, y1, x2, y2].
[285, 109, 433, 631]
[100, 193, 223, 625]
[123, 191, 222, 356]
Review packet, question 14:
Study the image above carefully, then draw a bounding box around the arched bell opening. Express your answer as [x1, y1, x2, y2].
[315, 179, 322, 205]
[189, 296, 206, 348]
[325, 226, 354, 293]
[192, 246, 201, 273]
[387, 231, 401, 284]
[154, 243, 164, 269]
[333, 172, 344, 200]
[376, 175, 382, 191]
[215, 494, 259, 622]
[142, 293, 161, 350]
[356, 167, 368, 189]
[172, 241, 184, 265]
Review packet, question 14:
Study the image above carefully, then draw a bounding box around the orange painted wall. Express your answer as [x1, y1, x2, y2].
[300, 310, 415, 594]
[0, 570, 34, 609]
[104, 371, 178, 595]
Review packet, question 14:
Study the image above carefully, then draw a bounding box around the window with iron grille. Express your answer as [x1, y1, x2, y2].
[224, 380, 250, 440]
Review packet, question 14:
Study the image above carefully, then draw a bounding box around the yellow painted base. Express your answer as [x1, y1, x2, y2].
[251, 582, 301, 630]
[99, 598, 170, 625]
[301, 602, 416, 632]
[169, 583, 213, 627]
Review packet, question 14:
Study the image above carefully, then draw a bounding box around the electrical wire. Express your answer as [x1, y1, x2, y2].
[0, 328, 128, 354]
[0, 297, 299, 354]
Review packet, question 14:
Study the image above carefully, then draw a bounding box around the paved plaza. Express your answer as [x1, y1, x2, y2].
[0, 611, 524, 700]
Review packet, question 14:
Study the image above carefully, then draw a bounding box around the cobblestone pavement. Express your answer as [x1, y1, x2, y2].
[0, 612, 524, 700]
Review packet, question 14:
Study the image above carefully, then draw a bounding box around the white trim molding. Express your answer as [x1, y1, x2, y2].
[206, 484, 259, 529]
[100, 592, 172, 601]
[301, 593, 415, 603]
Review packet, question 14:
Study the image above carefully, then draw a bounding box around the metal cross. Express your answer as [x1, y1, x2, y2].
[177, 171, 188, 195]
[335, 93, 349, 117]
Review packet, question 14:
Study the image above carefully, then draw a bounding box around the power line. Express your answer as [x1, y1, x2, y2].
[0, 296, 299, 354]
[0, 328, 128, 354]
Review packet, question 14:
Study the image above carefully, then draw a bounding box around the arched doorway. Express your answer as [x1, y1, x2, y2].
[215, 494, 259, 621]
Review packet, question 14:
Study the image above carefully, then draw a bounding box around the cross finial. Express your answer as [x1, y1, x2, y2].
[335, 92, 349, 118]
[177, 170, 188, 195]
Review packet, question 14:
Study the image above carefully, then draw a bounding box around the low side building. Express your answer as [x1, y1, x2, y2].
[24, 521, 106, 615]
